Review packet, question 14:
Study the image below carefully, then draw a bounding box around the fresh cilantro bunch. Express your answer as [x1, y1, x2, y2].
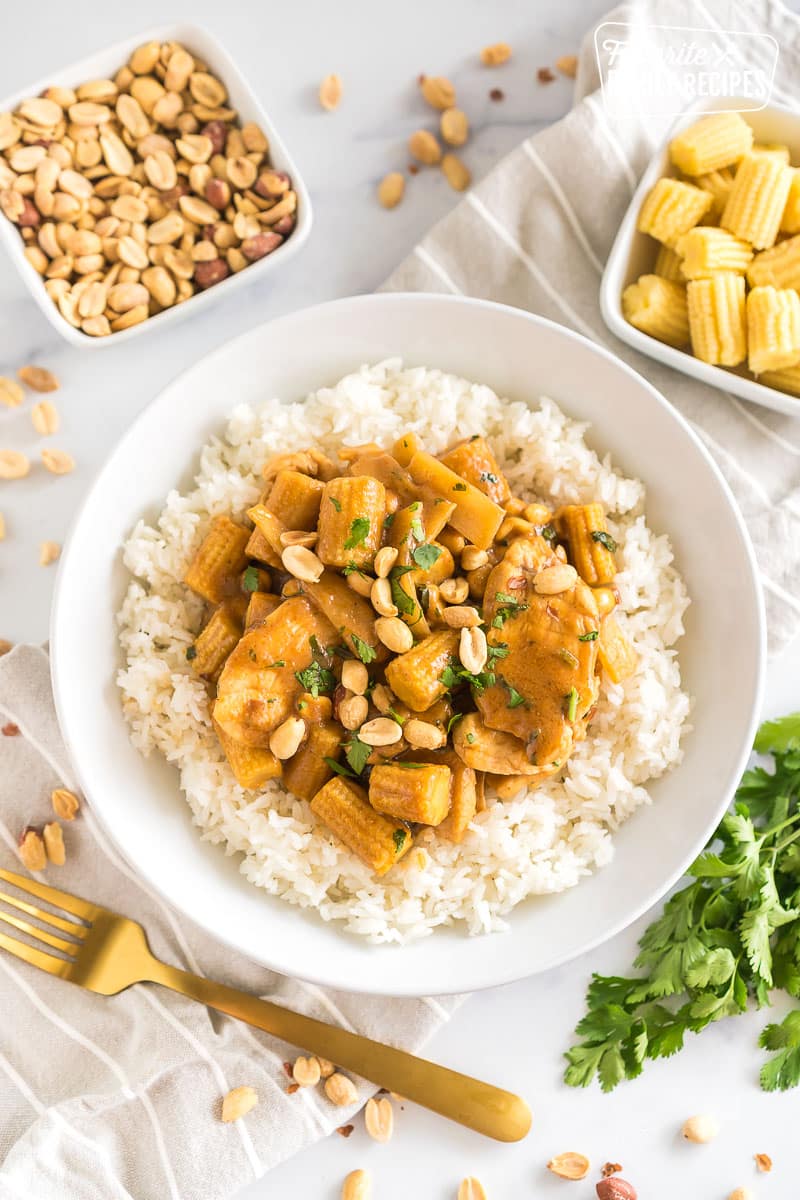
[564, 712, 800, 1093]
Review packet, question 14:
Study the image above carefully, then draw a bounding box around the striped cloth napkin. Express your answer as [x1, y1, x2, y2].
[0, 646, 458, 1200]
[385, 0, 800, 654]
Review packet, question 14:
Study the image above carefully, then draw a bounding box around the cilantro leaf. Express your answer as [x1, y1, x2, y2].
[351, 634, 377, 664]
[592, 530, 617, 553]
[323, 757, 356, 779]
[344, 517, 371, 550]
[345, 735, 371, 776]
[755, 713, 800, 755]
[329, 496, 342, 513]
[295, 661, 335, 697]
[412, 543, 442, 571]
[242, 565, 260, 593]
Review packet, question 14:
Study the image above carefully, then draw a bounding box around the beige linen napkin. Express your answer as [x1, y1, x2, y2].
[385, 0, 800, 654]
[0, 646, 458, 1200]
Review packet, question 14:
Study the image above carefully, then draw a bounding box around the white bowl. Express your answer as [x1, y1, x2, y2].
[50, 294, 765, 996]
[601, 98, 800, 418]
[0, 24, 312, 349]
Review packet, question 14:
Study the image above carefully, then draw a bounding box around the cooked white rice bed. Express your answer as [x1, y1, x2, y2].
[117, 360, 691, 943]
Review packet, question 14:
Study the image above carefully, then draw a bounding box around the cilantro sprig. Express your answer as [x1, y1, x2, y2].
[565, 712, 800, 1093]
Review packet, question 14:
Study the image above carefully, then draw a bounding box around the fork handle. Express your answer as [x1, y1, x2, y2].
[145, 959, 531, 1142]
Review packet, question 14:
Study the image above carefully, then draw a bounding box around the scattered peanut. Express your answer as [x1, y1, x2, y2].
[681, 1114, 719, 1144]
[19, 828, 46, 871]
[442, 604, 481, 628]
[18, 365, 58, 392]
[364, 1096, 393, 1142]
[459, 625, 487, 674]
[325, 1072, 358, 1106]
[30, 400, 59, 439]
[374, 546, 398, 578]
[279, 529, 317, 549]
[39, 540, 61, 566]
[0, 513, 5, 540]
[341, 659, 369, 695]
[596, 1180, 637, 1200]
[317, 1057, 335, 1078]
[0, 638, 12, 655]
[460, 546, 488, 571]
[41, 448, 75, 475]
[754, 1153, 772, 1172]
[221, 1085, 258, 1122]
[0, 450, 30, 479]
[371, 576, 398, 618]
[404, 718, 446, 749]
[409, 129, 442, 165]
[269, 717, 306, 760]
[441, 152, 471, 192]
[339, 693, 369, 731]
[441, 108, 469, 147]
[556, 54, 579, 78]
[43, 821, 66, 866]
[358, 716, 403, 747]
[439, 576, 469, 603]
[420, 76, 456, 110]
[534, 563, 577, 595]
[281, 544, 324, 582]
[457, 1179, 487, 1200]
[728, 1190, 754, 1200]
[480, 43, 512, 66]
[292, 1056, 321, 1087]
[319, 74, 343, 111]
[52, 787, 80, 820]
[378, 172, 405, 209]
[0, 377, 24, 407]
[547, 1152, 590, 1180]
[375, 615, 414, 653]
[341, 1169, 371, 1200]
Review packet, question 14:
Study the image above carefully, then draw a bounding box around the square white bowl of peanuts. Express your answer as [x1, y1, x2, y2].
[0, 25, 312, 347]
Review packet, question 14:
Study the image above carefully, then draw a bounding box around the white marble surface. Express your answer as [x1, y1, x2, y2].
[1, 2, 799, 1198]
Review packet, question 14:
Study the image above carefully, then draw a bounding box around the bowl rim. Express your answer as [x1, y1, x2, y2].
[600, 96, 800, 418]
[50, 292, 767, 995]
[0, 21, 313, 349]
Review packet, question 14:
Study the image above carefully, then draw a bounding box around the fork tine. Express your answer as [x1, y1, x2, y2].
[0, 907, 80, 955]
[0, 888, 88, 938]
[0, 926, 74, 979]
[0, 866, 100, 922]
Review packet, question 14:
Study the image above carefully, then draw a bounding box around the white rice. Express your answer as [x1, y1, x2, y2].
[117, 360, 691, 943]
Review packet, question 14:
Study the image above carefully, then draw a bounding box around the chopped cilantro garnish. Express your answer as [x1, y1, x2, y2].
[329, 496, 342, 512]
[447, 712, 464, 733]
[466, 732, 476, 744]
[539, 523, 557, 544]
[565, 686, 579, 722]
[503, 680, 526, 708]
[344, 517, 371, 550]
[493, 592, 529, 628]
[342, 561, 364, 577]
[297, 700, 307, 711]
[323, 757, 357, 779]
[351, 634, 377, 664]
[242, 565, 260, 593]
[345, 735, 372, 775]
[309, 635, 326, 657]
[295, 661, 335, 697]
[387, 708, 406, 725]
[393, 828, 407, 852]
[479, 471, 499, 484]
[578, 630, 599, 642]
[452, 482, 467, 492]
[558, 648, 579, 668]
[383, 512, 395, 528]
[185, 645, 197, 661]
[266, 659, 285, 669]
[487, 642, 510, 665]
[412, 543, 442, 571]
[390, 565, 416, 617]
[440, 656, 495, 693]
[592, 530, 618, 553]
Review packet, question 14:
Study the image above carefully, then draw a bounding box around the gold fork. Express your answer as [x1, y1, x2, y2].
[0, 866, 531, 1142]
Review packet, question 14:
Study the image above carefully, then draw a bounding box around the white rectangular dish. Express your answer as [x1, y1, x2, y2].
[601, 97, 800, 418]
[0, 24, 312, 349]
